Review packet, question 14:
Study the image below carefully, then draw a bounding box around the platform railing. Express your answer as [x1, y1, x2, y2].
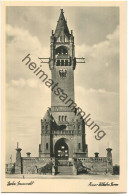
[42, 130, 84, 135]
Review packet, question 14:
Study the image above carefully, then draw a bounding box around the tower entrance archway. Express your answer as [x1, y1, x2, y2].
[55, 138, 69, 160]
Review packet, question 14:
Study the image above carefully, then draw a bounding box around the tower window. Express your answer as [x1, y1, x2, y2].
[55, 46, 68, 55]
[46, 143, 48, 150]
[61, 60, 64, 66]
[58, 116, 67, 122]
[65, 60, 68, 66]
[78, 143, 81, 149]
[56, 60, 60, 66]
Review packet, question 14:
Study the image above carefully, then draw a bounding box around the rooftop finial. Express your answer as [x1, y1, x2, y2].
[60, 9, 64, 13]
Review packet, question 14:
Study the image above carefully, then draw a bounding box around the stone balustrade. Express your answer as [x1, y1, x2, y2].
[41, 130, 84, 135]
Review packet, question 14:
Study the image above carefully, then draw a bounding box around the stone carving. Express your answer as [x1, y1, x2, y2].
[59, 69, 67, 78]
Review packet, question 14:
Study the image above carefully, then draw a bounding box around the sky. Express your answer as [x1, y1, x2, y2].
[6, 6, 119, 165]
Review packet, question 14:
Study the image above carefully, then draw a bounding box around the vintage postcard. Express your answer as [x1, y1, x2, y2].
[1, 1, 127, 193]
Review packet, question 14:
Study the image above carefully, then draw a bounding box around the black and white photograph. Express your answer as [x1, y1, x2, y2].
[1, 1, 127, 193]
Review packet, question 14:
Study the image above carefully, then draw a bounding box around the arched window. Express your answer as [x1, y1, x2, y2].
[55, 46, 68, 55]
[78, 143, 81, 149]
[65, 116, 67, 121]
[59, 116, 61, 121]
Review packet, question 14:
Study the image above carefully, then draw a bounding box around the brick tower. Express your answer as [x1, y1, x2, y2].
[12, 9, 113, 175]
[39, 9, 88, 162]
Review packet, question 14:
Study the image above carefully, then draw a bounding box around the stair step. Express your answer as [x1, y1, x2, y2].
[58, 166, 73, 175]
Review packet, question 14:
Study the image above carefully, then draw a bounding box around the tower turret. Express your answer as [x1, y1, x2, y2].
[15, 143, 22, 174]
[49, 9, 76, 72]
[39, 110, 52, 157]
[106, 148, 113, 174]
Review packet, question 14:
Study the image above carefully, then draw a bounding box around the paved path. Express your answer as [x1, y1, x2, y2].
[6, 174, 119, 180]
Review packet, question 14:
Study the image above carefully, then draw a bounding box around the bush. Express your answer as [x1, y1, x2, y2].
[74, 160, 88, 174]
[38, 162, 53, 174]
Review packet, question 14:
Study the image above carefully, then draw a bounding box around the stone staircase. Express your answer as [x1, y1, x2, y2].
[57, 166, 73, 175]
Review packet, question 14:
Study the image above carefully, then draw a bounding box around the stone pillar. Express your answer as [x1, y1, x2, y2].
[52, 162, 55, 175]
[15, 148, 22, 174]
[94, 152, 99, 158]
[26, 152, 31, 157]
[73, 165, 77, 175]
[106, 148, 112, 159]
[106, 148, 113, 174]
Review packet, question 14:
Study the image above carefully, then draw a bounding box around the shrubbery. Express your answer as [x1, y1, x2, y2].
[38, 162, 53, 174]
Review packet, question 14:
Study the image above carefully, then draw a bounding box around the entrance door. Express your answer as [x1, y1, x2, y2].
[55, 139, 69, 160]
[57, 143, 68, 160]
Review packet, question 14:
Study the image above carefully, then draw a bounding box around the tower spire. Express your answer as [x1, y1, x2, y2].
[54, 9, 70, 39]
